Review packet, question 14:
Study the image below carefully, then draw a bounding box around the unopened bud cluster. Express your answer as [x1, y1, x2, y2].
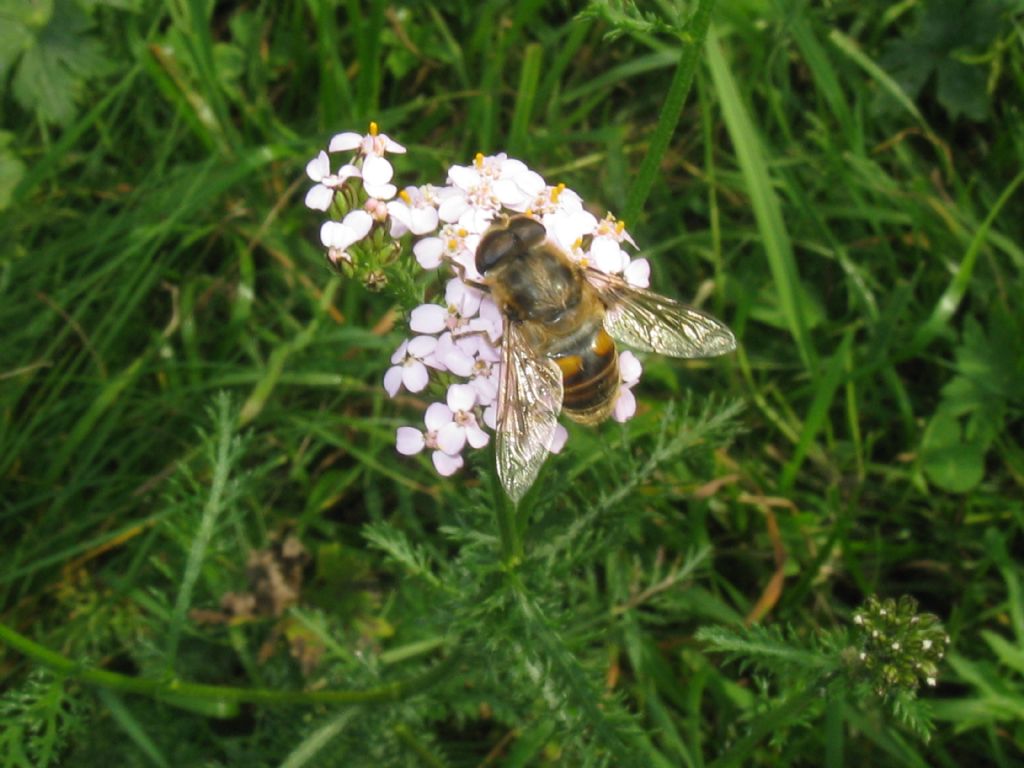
[850, 595, 949, 696]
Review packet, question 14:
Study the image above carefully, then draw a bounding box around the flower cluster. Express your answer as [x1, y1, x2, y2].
[305, 124, 650, 479]
[850, 595, 950, 696]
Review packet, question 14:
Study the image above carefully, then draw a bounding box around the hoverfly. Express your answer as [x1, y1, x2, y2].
[473, 215, 735, 502]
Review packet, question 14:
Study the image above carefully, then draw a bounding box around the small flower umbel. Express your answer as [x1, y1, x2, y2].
[304, 122, 416, 297]
[849, 595, 950, 697]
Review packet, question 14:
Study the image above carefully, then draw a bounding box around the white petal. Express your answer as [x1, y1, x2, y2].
[390, 339, 410, 365]
[458, 207, 494, 235]
[465, 422, 490, 449]
[380, 134, 407, 154]
[470, 375, 498, 406]
[343, 209, 373, 239]
[623, 258, 650, 288]
[493, 178, 529, 207]
[516, 170, 546, 197]
[306, 151, 330, 181]
[410, 304, 448, 334]
[619, 350, 643, 383]
[483, 403, 498, 430]
[362, 155, 394, 186]
[383, 366, 404, 397]
[448, 165, 481, 191]
[437, 422, 467, 455]
[553, 187, 584, 214]
[446, 278, 481, 317]
[612, 387, 636, 422]
[337, 163, 361, 181]
[451, 249, 482, 282]
[305, 184, 335, 211]
[438, 195, 469, 223]
[498, 158, 527, 177]
[396, 427, 425, 455]
[407, 334, 438, 358]
[424, 402, 453, 431]
[329, 132, 362, 152]
[447, 383, 477, 412]
[409, 206, 439, 235]
[591, 238, 624, 273]
[364, 182, 397, 201]
[547, 424, 569, 453]
[432, 450, 464, 476]
[389, 215, 410, 239]
[386, 200, 412, 228]
[320, 220, 352, 248]
[414, 238, 444, 269]
[438, 335, 475, 377]
[402, 361, 430, 393]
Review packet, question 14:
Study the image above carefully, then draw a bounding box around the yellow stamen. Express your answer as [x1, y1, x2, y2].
[550, 183, 566, 203]
[474, 152, 485, 169]
[399, 189, 412, 203]
[572, 237, 584, 250]
[369, 121, 379, 136]
[616, 220, 626, 235]
[457, 228, 468, 237]
[447, 238, 458, 250]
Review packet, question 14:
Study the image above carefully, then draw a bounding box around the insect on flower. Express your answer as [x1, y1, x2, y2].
[472, 214, 736, 502]
[304, 133, 735, 503]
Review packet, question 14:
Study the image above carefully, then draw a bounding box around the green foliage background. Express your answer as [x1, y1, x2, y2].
[2, 0, 1023, 765]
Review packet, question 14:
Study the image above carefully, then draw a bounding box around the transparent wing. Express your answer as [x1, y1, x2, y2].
[585, 269, 736, 358]
[496, 322, 563, 504]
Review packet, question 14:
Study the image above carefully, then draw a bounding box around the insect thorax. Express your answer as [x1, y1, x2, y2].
[488, 245, 583, 324]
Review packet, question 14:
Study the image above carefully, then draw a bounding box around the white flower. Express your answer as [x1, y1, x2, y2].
[439, 153, 542, 233]
[545, 208, 598, 255]
[529, 182, 584, 218]
[304, 150, 360, 211]
[329, 122, 407, 158]
[383, 336, 438, 397]
[468, 357, 499, 405]
[388, 187, 441, 237]
[433, 384, 490, 453]
[408, 279, 485, 337]
[395, 403, 464, 476]
[433, 332, 476, 377]
[594, 212, 638, 249]
[320, 209, 373, 250]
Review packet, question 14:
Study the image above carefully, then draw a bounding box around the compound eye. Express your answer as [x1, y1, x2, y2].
[475, 229, 517, 274]
[506, 216, 547, 247]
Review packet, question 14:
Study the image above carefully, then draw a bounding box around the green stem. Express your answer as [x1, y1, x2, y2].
[623, 0, 717, 225]
[0, 621, 454, 709]
[489, 465, 522, 565]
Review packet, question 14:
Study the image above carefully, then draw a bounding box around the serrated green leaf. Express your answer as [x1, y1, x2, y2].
[9, 0, 114, 125]
[877, 0, 1007, 121]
